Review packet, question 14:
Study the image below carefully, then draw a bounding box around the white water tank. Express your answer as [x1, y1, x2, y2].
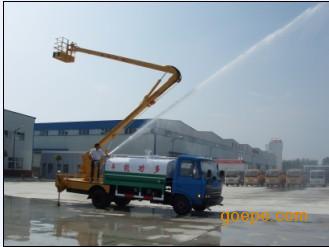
[105, 156, 176, 178]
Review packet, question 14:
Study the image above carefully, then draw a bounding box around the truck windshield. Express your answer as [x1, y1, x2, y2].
[245, 170, 258, 177]
[311, 171, 325, 178]
[266, 171, 280, 177]
[287, 170, 302, 177]
[226, 171, 239, 177]
[201, 161, 219, 180]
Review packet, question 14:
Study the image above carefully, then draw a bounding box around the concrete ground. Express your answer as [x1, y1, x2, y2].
[4, 181, 329, 246]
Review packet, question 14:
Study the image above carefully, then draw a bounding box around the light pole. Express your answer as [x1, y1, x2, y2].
[12, 127, 22, 169]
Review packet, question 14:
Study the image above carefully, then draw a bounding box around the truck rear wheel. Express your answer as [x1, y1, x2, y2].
[91, 188, 109, 209]
[114, 197, 131, 208]
[173, 195, 191, 215]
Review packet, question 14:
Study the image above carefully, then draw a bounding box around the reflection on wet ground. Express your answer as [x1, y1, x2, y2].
[4, 196, 221, 246]
[4, 196, 329, 246]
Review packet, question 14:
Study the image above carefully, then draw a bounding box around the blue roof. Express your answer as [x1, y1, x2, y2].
[34, 119, 150, 131]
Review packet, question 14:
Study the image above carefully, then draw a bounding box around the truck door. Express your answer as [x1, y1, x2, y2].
[173, 159, 203, 205]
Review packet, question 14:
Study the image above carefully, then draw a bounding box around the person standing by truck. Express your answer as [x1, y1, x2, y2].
[89, 143, 107, 182]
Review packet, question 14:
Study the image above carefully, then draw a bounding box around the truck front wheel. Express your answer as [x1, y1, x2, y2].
[173, 195, 191, 215]
[91, 188, 109, 209]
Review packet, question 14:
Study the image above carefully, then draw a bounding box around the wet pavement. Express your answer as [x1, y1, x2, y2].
[4, 182, 329, 245]
[4, 196, 221, 246]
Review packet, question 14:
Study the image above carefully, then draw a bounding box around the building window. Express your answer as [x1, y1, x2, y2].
[8, 158, 15, 169]
[59, 130, 68, 136]
[7, 157, 23, 169]
[89, 129, 102, 135]
[40, 130, 48, 136]
[101, 128, 111, 135]
[79, 129, 89, 135]
[17, 132, 25, 141]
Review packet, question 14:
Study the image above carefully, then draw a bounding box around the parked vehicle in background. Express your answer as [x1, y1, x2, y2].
[304, 165, 329, 186]
[265, 169, 286, 188]
[225, 170, 244, 186]
[244, 169, 265, 186]
[216, 159, 247, 187]
[309, 170, 326, 187]
[286, 169, 305, 188]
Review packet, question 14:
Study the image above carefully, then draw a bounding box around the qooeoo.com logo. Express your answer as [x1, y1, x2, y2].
[219, 211, 308, 225]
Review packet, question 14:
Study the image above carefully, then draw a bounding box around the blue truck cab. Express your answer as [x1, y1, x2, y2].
[169, 155, 224, 215]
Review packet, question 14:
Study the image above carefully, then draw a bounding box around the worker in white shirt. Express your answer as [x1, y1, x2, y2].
[89, 143, 107, 182]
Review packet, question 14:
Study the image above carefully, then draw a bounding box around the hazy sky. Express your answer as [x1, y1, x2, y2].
[4, 2, 329, 160]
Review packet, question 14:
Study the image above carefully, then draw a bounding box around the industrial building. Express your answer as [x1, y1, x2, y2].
[4, 109, 36, 177]
[33, 119, 276, 178]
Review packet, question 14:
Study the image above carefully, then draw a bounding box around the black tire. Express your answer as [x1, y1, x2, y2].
[91, 188, 109, 209]
[193, 205, 206, 212]
[173, 195, 191, 215]
[114, 197, 131, 208]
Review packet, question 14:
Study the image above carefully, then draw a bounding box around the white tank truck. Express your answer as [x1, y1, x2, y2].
[100, 155, 224, 215]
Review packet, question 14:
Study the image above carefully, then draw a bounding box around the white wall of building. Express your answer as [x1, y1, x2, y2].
[4, 110, 35, 175]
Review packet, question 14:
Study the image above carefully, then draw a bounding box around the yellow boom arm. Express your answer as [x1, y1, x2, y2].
[53, 37, 181, 180]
